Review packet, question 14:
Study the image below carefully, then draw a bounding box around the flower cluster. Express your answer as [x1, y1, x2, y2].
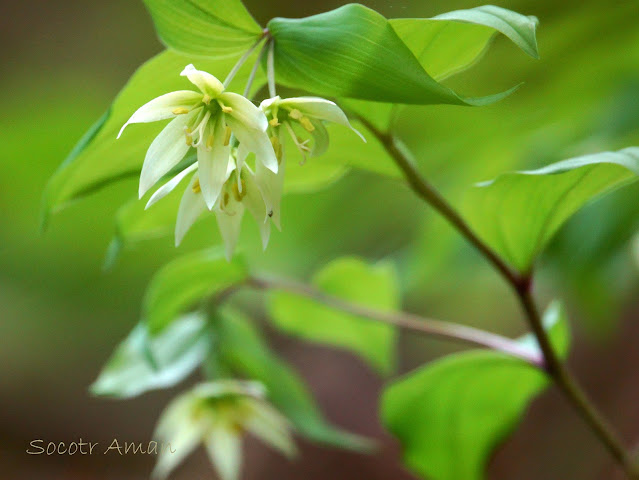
[119, 65, 363, 259]
[153, 381, 295, 480]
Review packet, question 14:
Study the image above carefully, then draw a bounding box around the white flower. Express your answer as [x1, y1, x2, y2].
[118, 64, 278, 209]
[257, 96, 364, 226]
[147, 151, 272, 260]
[153, 381, 296, 480]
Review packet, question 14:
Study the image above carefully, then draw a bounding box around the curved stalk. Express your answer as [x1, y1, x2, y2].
[353, 113, 639, 478]
[246, 276, 542, 367]
[223, 35, 267, 88]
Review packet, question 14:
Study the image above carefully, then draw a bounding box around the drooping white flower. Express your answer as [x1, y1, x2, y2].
[153, 381, 296, 480]
[147, 151, 272, 260]
[118, 65, 278, 209]
[256, 96, 364, 227]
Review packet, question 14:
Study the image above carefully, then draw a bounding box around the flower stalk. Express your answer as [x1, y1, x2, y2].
[352, 111, 639, 479]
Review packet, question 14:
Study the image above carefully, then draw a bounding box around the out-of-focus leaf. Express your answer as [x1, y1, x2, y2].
[213, 309, 372, 450]
[268, 257, 399, 375]
[42, 50, 264, 224]
[144, 248, 247, 334]
[142, 0, 262, 56]
[268, 4, 518, 106]
[381, 302, 569, 480]
[463, 148, 639, 272]
[91, 313, 209, 398]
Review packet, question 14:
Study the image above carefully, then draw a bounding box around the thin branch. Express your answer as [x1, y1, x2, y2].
[247, 276, 543, 367]
[223, 35, 267, 88]
[353, 112, 639, 478]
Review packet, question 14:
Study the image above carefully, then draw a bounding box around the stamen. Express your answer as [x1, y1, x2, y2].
[232, 180, 246, 202]
[270, 135, 283, 164]
[184, 127, 193, 146]
[300, 117, 315, 132]
[192, 179, 202, 194]
[172, 107, 190, 115]
[223, 126, 232, 146]
[202, 94, 212, 105]
[206, 135, 214, 151]
[289, 109, 303, 120]
[221, 105, 233, 114]
[269, 117, 281, 127]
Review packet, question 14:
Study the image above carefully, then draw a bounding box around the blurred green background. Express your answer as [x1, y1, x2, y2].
[2, 1, 639, 479]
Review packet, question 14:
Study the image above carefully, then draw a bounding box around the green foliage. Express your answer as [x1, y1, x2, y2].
[212, 309, 372, 450]
[142, 0, 263, 56]
[268, 4, 519, 106]
[381, 303, 570, 480]
[392, 5, 539, 83]
[268, 257, 399, 375]
[91, 313, 209, 398]
[463, 148, 639, 272]
[143, 248, 247, 334]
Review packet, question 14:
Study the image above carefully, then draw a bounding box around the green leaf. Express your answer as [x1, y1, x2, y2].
[268, 257, 400, 375]
[142, 0, 263, 56]
[42, 50, 264, 223]
[91, 313, 209, 398]
[214, 308, 372, 450]
[268, 4, 518, 106]
[463, 147, 639, 272]
[144, 248, 247, 334]
[391, 5, 539, 84]
[381, 302, 569, 480]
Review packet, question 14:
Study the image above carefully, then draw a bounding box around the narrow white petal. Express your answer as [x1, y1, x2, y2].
[226, 117, 278, 173]
[281, 97, 365, 141]
[204, 426, 243, 480]
[242, 170, 271, 248]
[309, 119, 329, 157]
[175, 175, 207, 246]
[259, 96, 281, 112]
[220, 92, 268, 131]
[198, 120, 230, 209]
[255, 154, 284, 230]
[244, 402, 296, 458]
[139, 109, 199, 198]
[215, 202, 245, 261]
[118, 90, 202, 138]
[152, 395, 205, 480]
[146, 163, 197, 209]
[181, 64, 224, 97]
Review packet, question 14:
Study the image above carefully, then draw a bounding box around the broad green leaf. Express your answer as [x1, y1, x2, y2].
[268, 257, 399, 375]
[268, 4, 518, 106]
[392, 5, 539, 83]
[213, 309, 372, 450]
[463, 147, 639, 272]
[91, 313, 209, 398]
[42, 50, 264, 224]
[142, 0, 263, 56]
[382, 302, 569, 480]
[144, 248, 247, 334]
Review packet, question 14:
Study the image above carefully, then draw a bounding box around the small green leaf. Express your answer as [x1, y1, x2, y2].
[142, 0, 263, 56]
[91, 313, 209, 398]
[144, 248, 247, 334]
[214, 309, 372, 451]
[268, 257, 399, 375]
[391, 5, 539, 83]
[381, 302, 569, 480]
[463, 147, 639, 272]
[268, 4, 517, 106]
[42, 50, 264, 222]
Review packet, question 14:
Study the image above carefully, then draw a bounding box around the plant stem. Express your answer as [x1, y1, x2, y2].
[267, 40, 277, 97]
[223, 35, 267, 88]
[246, 276, 542, 366]
[354, 113, 639, 478]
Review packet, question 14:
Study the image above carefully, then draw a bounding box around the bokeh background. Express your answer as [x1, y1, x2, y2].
[2, 0, 639, 479]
